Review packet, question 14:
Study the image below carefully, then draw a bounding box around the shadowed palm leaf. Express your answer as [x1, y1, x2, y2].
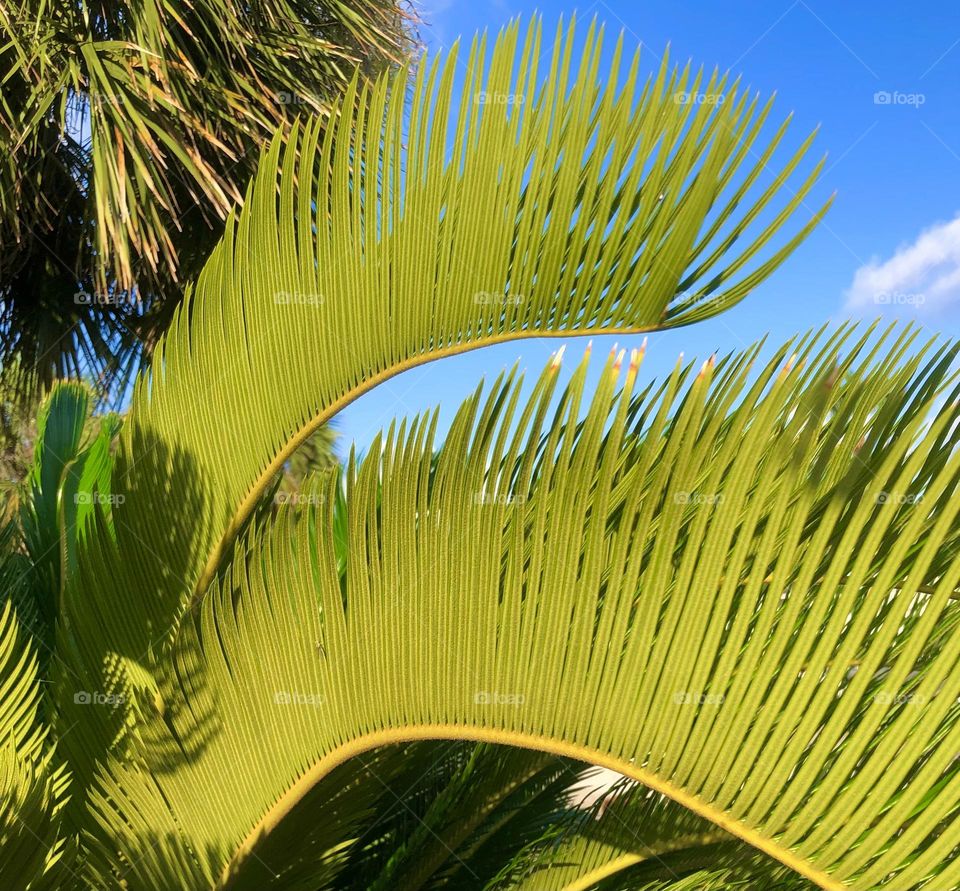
[5, 15, 956, 891]
[49, 19, 832, 796]
[80, 324, 960, 889]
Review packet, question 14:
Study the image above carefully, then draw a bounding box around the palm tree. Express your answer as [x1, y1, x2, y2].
[4, 15, 960, 891]
[0, 0, 415, 393]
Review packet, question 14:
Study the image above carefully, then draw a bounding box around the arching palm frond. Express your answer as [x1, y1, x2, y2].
[49, 19, 831, 802]
[82, 326, 960, 890]
[7, 16, 954, 891]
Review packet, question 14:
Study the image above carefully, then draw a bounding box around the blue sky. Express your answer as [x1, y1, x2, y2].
[334, 0, 960, 458]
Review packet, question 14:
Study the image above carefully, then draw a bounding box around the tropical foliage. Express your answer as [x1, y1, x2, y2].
[0, 0, 414, 391]
[1, 13, 958, 891]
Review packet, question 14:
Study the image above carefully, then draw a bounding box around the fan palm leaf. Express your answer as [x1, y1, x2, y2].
[0, 0, 414, 388]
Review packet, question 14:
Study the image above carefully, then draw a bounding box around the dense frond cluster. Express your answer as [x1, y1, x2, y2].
[0, 0, 414, 387]
[0, 14, 956, 891]
[85, 328, 960, 888]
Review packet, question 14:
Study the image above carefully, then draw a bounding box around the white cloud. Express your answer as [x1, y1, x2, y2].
[844, 213, 960, 316]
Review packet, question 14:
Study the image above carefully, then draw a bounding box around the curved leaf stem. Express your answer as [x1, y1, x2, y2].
[216, 725, 847, 891]
[190, 324, 660, 609]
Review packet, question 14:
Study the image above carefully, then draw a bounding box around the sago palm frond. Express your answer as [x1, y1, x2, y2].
[49, 17, 831, 795]
[20, 383, 90, 631]
[18, 381, 120, 656]
[0, 599, 71, 889]
[79, 325, 960, 890]
[491, 776, 825, 890]
[355, 744, 562, 891]
[16, 15, 954, 891]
